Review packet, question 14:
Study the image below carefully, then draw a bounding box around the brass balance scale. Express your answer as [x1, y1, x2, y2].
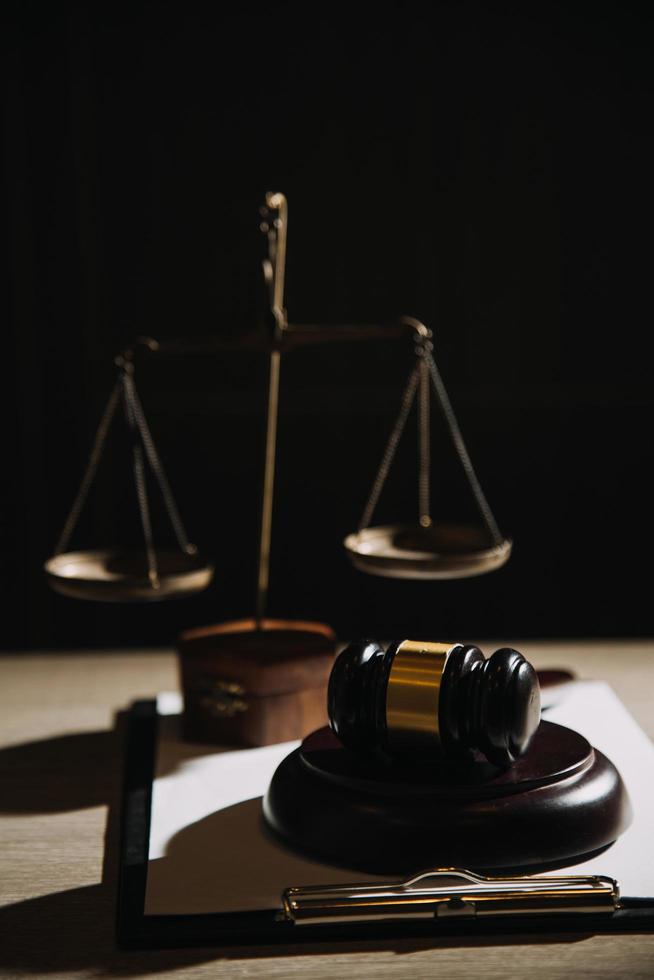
[44, 192, 511, 648]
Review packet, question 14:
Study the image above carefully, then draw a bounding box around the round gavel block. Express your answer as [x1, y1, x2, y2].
[263, 721, 631, 873]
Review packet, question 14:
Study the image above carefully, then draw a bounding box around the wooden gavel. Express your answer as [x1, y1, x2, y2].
[328, 640, 541, 767]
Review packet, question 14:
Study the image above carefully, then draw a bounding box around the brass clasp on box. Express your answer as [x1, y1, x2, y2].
[198, 678, 249, 718]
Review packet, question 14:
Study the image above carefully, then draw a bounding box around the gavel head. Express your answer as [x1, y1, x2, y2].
[328, 640, 541, 768]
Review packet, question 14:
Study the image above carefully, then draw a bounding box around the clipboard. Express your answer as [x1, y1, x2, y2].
[117, 698, 654, 948]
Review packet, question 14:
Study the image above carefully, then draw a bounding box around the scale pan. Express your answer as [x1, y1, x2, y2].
[344, 524, 512, 580]
[44, 548, 214, 602]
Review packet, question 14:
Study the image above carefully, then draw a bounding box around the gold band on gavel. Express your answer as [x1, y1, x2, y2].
[385, 641, 456, 748]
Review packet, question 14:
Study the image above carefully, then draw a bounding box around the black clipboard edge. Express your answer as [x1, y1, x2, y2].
[117, 700, 654, 949]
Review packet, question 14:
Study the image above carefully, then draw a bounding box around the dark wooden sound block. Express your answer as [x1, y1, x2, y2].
[263, 721, 632, 873]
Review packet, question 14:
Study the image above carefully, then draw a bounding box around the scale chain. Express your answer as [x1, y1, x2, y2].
[122, 374, 160, 589]
[359, 363, 421, 532]
[126, 378, 197, 556]
[418, 355, 431, 527]
[425, 349, 503, 546]
[54, 381, 122, 556]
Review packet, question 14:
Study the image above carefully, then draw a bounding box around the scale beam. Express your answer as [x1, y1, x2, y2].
[45, 191, 512, 608]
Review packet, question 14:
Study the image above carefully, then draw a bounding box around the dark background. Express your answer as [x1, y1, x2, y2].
[3, 1, 653, 649]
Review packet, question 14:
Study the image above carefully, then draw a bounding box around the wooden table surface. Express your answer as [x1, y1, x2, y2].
[1, 641, 653, 979]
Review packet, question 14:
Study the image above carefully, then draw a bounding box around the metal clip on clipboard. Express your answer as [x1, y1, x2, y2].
[282, 869, 620, 924]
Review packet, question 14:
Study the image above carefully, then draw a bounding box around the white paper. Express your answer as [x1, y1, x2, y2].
[538, 681, 654, 897]
[145, 683, 654, 915]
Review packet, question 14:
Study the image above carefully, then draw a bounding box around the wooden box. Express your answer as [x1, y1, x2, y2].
[178, 618, 337, 747]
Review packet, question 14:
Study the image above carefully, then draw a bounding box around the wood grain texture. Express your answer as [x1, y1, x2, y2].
[1, 642, 653, 979]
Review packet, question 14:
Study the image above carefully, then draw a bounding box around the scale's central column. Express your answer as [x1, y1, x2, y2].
[255, 347, 281, 626]
[254, 189, 287, 627]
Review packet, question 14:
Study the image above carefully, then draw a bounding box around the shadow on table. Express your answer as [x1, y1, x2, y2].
[0, 714, 590, 976]
[0, 716, 226, 815]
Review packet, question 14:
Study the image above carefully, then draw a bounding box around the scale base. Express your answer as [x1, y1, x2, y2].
[264, 721, 632, 873]
[178, 619, 336, 747]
